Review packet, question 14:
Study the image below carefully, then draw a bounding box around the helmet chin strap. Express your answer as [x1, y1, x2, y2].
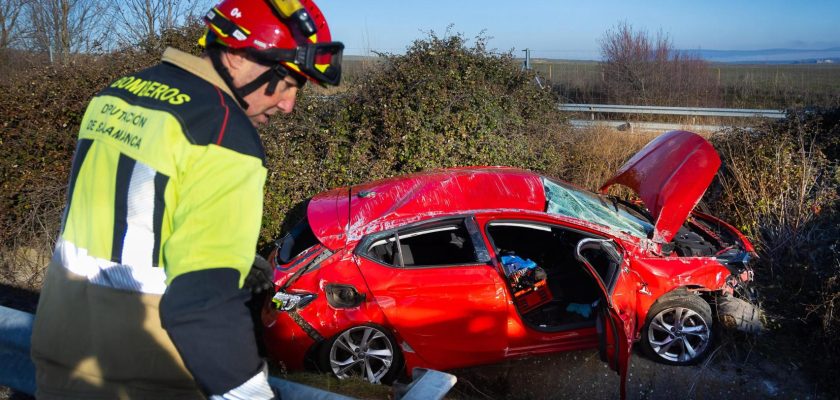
[239, 66, 285, 97]
[207, 45, 252, 109]
[207, 45, 288, 110]
[207, 43, 306, 110]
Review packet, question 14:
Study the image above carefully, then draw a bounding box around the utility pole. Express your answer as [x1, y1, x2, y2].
[522, 48, 531, 70]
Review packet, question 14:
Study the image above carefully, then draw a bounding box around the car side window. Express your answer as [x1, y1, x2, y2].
[367, 235, 398, 265]
[397, 222, 478, 267]
[362, 219, 480, 268]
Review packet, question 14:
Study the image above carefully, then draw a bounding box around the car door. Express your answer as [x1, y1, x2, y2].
[575, 238, 636, 400]
[354, 216, 508, 370]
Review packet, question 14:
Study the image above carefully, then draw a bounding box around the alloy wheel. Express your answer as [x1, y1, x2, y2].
[646, 306, 711, 363]
[328, 325, 395, 384]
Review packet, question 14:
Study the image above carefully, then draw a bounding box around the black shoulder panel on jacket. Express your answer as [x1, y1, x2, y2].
[99, 62, 266, 164]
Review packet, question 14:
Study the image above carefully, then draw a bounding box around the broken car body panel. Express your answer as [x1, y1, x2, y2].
[262, 131, 756, 392]
[600, 130, 722, 244]
[306, 186, 350, 251]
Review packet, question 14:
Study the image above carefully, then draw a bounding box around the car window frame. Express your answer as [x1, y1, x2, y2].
[356, 215, 492, 269]
[483, 218, 623, 294]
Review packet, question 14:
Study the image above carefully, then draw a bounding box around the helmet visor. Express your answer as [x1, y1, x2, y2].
[300, 42, 344, 86]
[254, 41, 344, 86]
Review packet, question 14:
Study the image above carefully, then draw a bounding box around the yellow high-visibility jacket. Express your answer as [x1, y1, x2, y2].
[60, 48, 265, 289]
[32, 48, 270, 399]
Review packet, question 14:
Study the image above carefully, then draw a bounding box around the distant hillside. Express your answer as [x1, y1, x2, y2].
[345, 50, 840, 65]
[681, 48, 840, 64]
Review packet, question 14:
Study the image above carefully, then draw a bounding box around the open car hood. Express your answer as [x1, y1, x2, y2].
[599, 130, 721, 244]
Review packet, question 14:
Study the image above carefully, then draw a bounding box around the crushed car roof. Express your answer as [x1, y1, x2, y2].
[307, 167, 547, 250]
[308, 130, 722, 250]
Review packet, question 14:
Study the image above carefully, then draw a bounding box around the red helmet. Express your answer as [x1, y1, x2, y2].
[202, 0, 343, 86]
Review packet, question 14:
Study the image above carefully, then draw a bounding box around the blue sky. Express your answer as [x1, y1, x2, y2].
[315, 0, 840, 60]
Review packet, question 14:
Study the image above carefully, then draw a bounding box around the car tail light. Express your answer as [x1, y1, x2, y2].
[271, 291, 316, 311]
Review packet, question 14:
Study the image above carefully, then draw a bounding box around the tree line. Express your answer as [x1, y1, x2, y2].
[0, 0, 207, 64]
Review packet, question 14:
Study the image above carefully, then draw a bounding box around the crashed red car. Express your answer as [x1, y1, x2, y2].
[259, 130, 758, 395]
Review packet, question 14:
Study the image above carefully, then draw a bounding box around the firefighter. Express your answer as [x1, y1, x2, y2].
[30, 0, 342, 398]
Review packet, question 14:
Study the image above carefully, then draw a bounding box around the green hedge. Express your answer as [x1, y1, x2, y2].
[259, 32, 569, 241]
[0, 29, 569, 277]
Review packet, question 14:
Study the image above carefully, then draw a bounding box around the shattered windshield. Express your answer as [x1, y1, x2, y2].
[543, 178, 652, 239]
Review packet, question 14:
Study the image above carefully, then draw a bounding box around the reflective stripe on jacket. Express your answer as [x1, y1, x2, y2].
[59, 48, 265, 293]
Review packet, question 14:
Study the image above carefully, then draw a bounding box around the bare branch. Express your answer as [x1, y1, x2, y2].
[111, 0, 201, 47]
[599, 21, 719, 106]
[23, 0, 110, 63]
[0, 0, 28, 48]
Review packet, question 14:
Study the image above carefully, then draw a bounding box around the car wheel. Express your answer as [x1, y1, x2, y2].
[321, 324, 403, 384]
[641, 291, 713, 365]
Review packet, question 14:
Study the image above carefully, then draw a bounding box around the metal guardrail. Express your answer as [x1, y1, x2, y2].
[569, 119, 728, 132]
[396, 368, 458, 400]
[559, 103, 787, 119]
[0, 305, 456, 399]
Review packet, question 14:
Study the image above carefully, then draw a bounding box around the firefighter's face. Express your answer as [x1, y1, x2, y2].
[226, 53, 299, 126]
[242, 72, 299, 127]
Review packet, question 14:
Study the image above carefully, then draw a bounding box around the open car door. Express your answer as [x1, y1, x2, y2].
[575, 238, 636, 400]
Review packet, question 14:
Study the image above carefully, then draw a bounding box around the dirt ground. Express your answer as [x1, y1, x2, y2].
[1, 284, 829, 399]
[448, 344, 823, 400]
[0, 341, 827, 400]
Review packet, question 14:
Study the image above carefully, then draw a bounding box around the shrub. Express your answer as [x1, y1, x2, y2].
[707, 109, 840, 392]
[258, 30, 570, 242]
[599, 21, 720, 107]
[710, 113, 837, 274]
[0, 22, 204, 288]
[1, 28, 571, 276]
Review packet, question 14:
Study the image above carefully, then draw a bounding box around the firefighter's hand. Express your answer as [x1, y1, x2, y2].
[245, 255, 274, 294]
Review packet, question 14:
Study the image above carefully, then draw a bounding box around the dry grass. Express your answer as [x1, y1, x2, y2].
[562, 126, 657, 191]
[526, 59, 840, 108]
[280, 372, 392, 399]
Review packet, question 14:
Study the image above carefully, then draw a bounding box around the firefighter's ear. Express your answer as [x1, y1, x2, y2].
[222, 50, 249, 72]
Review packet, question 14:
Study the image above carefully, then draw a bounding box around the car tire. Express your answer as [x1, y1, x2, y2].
[320, 324, 403, 384]
[641, 291, 714, 365]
